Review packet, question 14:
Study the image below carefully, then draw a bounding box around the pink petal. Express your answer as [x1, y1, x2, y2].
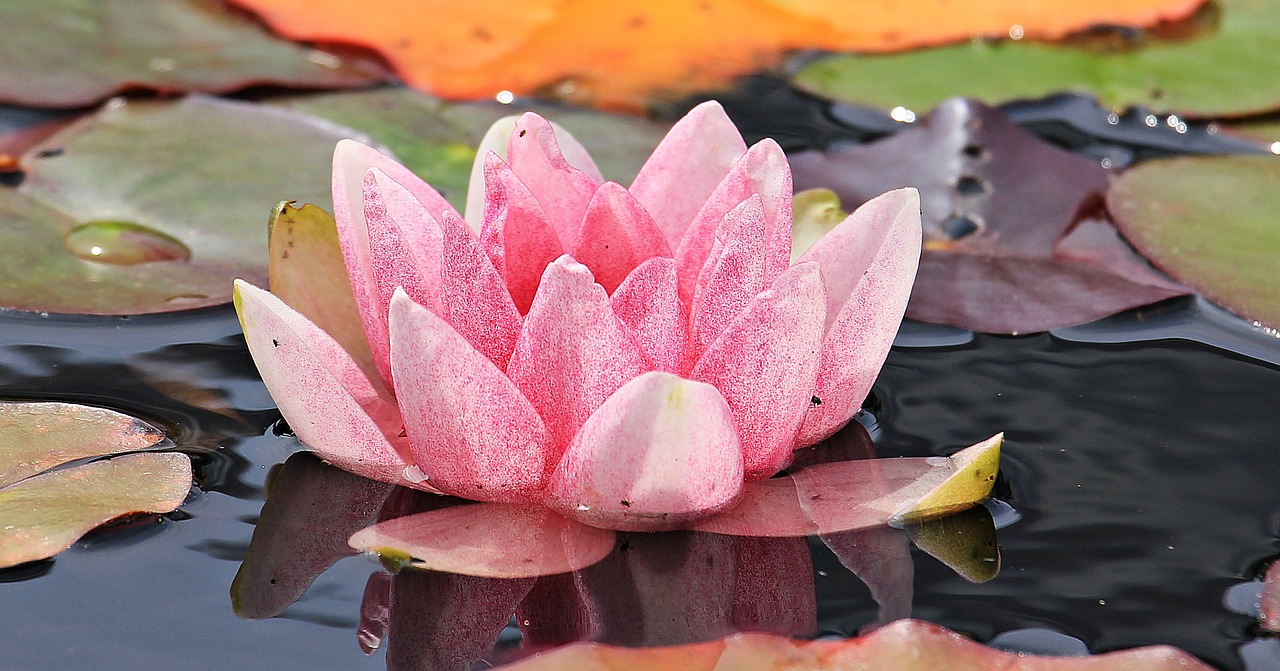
[465, 116, 604, 229]
[569, 182, 672, 294]
[332, 140, 457, 383]
[348, 503, 616, 578]
[507, 113, 601, 248]
[674, 139, 792, 305]
[480, 152, 564, 314]
[687, 195, 769, 363]
[233, 280, 420, 488]
[437, 210, 523, 370]
[388, 290, 553, 502]
[610, 258, 688, 374]
[794, 188, 922, 446]
[506, 256, 650, 453]
[629, 101, 747, 249]
[729, 536, 818, 637]
[545, 372, 744, 532]
[690, 263, 825, 480]
[359, 168, 446, 383]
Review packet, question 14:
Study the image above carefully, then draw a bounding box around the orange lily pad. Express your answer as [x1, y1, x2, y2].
[226, 0, 1202, 109]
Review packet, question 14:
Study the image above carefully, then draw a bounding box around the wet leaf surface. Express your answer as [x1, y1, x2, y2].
[227, 0, 1198, 110]
[1108, 154, 1280, 330]
[792, 0, 1280, 118]
[2, 96, 373, 315]
[0, 401, 164, 488]
[495, 619, 1214, 670]
[0, 0, 387, 108]
[789, 99, 1189, 333]
[273, 88, 671, 209]
[0, 451, 191, 568]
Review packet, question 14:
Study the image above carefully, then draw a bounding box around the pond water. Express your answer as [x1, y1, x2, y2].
[1, 297, 1278, 670]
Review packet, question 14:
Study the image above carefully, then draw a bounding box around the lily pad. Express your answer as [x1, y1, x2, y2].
[273, 88, 671, 209]
[1107, 154, 1280, 330]
[789, 99, 1189, 333]
[0, 401, 190, 569]
[494, 619, 1213, 670]
[0, 0, 386, 108]
[2, 96, 374, 315]
[792, 0, 1280, 118]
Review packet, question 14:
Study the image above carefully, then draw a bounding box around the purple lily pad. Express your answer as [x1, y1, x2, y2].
[790, 98, 1189, 334]
[1108, 154, 1280, 330]
[0, 0, 387, 108]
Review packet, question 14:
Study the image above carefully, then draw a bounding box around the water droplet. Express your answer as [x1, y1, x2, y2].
[889, 106, 916, 123]
[1106, 113, 1120, 125]
[64, 221, 190, 265]
[576, 504, 591, 511]
[1144, 115, 1158, 127]
[403, 465, 429, 483]
[1008, 24, 1025, 40]
[495, 90, 515, 104]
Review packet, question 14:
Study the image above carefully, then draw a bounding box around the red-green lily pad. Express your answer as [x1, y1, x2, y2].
[494, 619, 1213, 670]
[273, 88, 671, 210]
[0, 0, 386, 108]
[2, 96, 375, 315]
[789, 99, 1189, 333]
[792, 0, 1280, 118]
[0, 401, 191, 569]
[1108, 154, 1280, 330]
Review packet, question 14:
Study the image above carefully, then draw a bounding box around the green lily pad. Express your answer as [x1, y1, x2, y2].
[0, 0, 386, 108]
[274, 88, 672, 210]
[1108, 154, 1280, 330]
[0, 402, 191, 569]
[792, 0, 1280, 118]
[4, 96, 375, 315]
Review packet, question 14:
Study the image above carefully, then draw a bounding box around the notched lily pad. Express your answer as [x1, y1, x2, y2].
[792, 0, 1280, 118]
[1, 96, 375, 315]
[0, 402, 191, 569]
[0, 0, 387, 108]
[1108, 154, 1280, 330]
[790, 99, 1188, 333]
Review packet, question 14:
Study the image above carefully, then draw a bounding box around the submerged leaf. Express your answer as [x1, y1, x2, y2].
[3, 96, 372, 314]
[0, 401, 164, 488]
[793, 0, 1280, 118]
[0, 0, 386, 107]
[226, 0, 1198, 110]
[1108, 154, 1280, 330]
[0, 452, 190, 568]
[790, 99, 1188, 333]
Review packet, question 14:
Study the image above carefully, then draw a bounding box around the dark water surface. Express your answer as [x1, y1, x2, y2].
[1, 303, 1278, 670]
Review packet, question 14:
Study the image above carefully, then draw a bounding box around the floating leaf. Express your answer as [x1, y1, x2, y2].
[1222, 117, 1280, 149]
[274, 88, 671, 209]
[1263, 561, 1280, 632]
[2, 96, 373, 314]
[349, 503, 617, 578]
[227, 0, 1198, 110]
[494, 619, 1213, 670]
[1108, 155, 1280, 329]
[0, 452, 190, 568]
[793, 0, 1280, 118]
[790, 99, 1188, 333]
[0, 401, 164, 488]
[0, 0, 386, 108]
[230, 452, 393, 619]
[692, 433, 1002, 537]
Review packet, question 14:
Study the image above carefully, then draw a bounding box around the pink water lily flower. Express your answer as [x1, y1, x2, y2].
[234, 101, 922, 532]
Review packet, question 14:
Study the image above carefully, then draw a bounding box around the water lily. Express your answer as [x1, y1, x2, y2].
[233, 101, 923, 531]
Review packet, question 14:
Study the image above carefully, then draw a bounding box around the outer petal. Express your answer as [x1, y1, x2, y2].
[569, 182, 672, 294]
[687, 195, 768, 363]
[674, 139, 792, 305]
[795, 188, 922, 446]
[481, 152, 564, 314]
[438, 210, 523, 370]
[360, 168, 446, 383]
[465, 116, 604, 229]
[388, 290, 552, 502]
[507, 113, 601, 248]
[545, 372, 744, 532]
[691, 263, 825, 480]
[506, 256, 650, 453]
[610, 258, 688, 374]
[629, 101, 747, 249]
[233, 280, 418, 487]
